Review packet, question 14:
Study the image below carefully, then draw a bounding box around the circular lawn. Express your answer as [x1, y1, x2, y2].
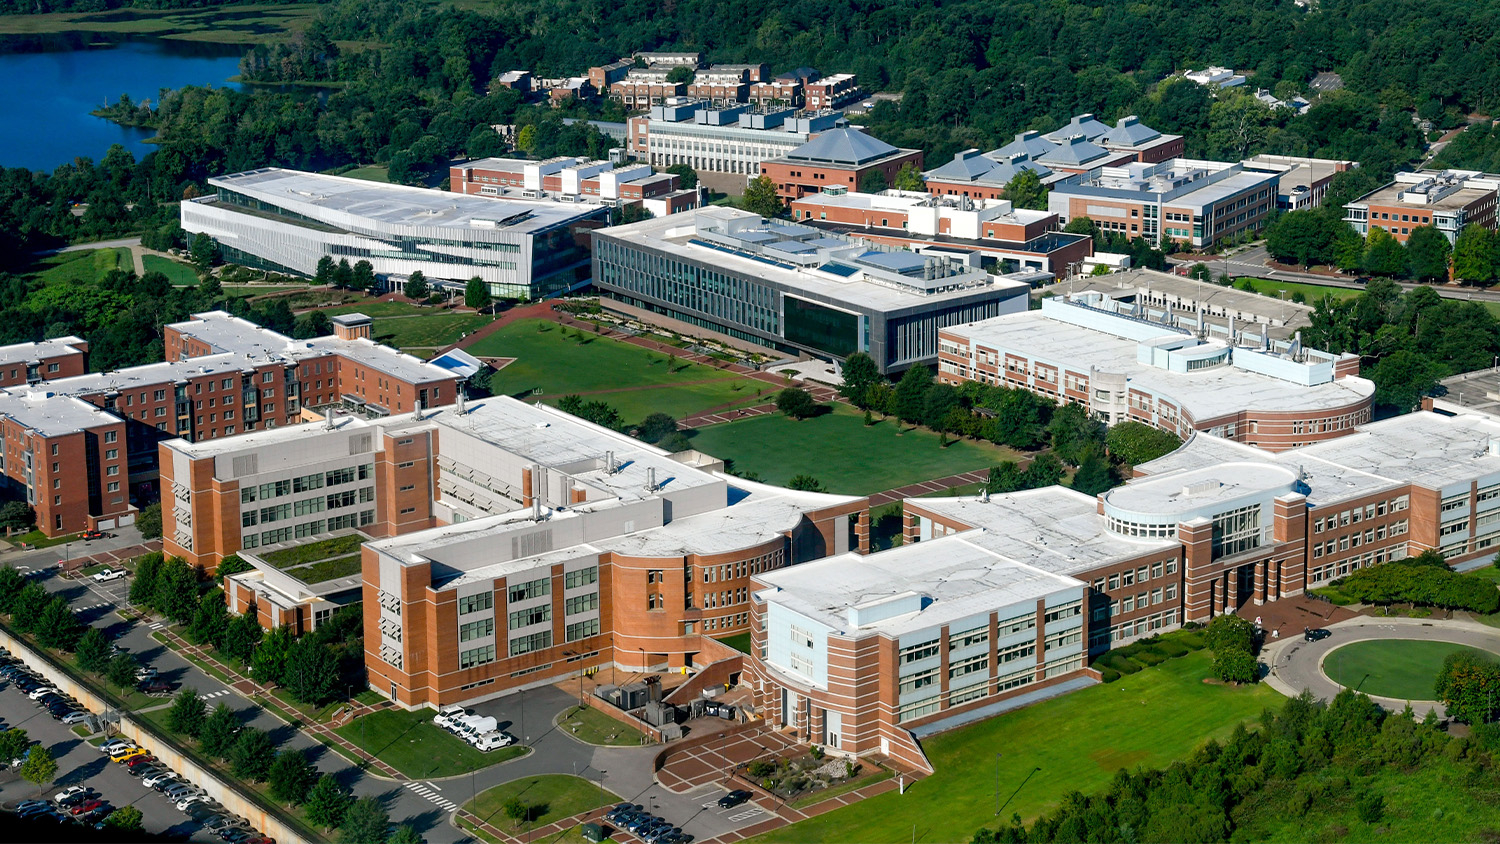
[1322, 639, 1497, 701]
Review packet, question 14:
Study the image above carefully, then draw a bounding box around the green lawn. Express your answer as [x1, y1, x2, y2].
[287, 554, 363, 583]
[555, 706, 648, 747]
[319, 301, 437, 318]
[470, 319, 762, 423]
[342, 165, 391, 183]
[688, 405, 1021, 495]
[755, 651, 1280, 844]
[334, 708, 526, 778]
[716, 632, 752, 654]
[143, 254, 202, 286]
[1234, 277, 1362, 304]
[375, 313, 493, 350]
[1322, 639, 1492, 700]
[24, 249, 132, 286]
[464, 775, 618, 831]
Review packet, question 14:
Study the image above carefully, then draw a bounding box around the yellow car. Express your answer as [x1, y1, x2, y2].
[110, 747, 146, 763]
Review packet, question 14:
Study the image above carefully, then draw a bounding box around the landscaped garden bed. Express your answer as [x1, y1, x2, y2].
[745, 750, 882, 804]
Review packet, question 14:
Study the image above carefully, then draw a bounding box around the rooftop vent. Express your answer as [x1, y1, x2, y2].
[1182, 479, 1222, 496]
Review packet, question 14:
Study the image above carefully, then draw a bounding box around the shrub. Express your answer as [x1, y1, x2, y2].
[1356, 792, 1385, 824]
[1156, 640, 1191, 658]
[1099, 668, 1121, 683]
[1132, 650, 1167, 666]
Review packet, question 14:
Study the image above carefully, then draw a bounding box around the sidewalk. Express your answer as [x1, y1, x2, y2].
[152, 623, 403, 779]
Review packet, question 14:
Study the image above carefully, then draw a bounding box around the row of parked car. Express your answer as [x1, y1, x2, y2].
[0, 656, 93, 729]
[432, 705, 518, 752]
[93, 737, 274, 843]
[604, 802, 694, 844]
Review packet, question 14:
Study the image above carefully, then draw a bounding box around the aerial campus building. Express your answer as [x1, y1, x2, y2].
[181, 168, 610, 300]
[161, 394, 867, 706]
[591, 206, 1031, 374]
[937, 272, 1374, 451]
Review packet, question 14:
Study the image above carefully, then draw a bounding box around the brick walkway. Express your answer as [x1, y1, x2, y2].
[153, 624, 403, 778]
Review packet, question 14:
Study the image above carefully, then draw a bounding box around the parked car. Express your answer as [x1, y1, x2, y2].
[141, 679, 174, 697]
[99, 739, 134, 755]
[716, 790, 751, 809]
[432, 704, 468, 730]
[219, 828, 257, 843]
[142, 770, 177, 788]
[471, 733, 514, 752]
[61, 711, 90, 726]
[91, 567, 125, 582]
[176, 794, 209, 812]
[110, 747, 147, 763]
[70, 798, 104, 816]
[82, 530, 112, 541]
[135, 666, 158, 682]
[26, 686, 60, 700]
[130, 763, 167, 780]
[18, 803, 57, 818]
[54, 785, 91, 804]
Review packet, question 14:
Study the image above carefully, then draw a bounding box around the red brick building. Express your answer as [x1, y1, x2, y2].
[449, 156, 697, 215]
[760, 128, 923, 204]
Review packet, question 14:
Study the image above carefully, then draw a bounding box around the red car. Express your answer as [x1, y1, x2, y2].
[124, 754, 157, 768]
[71, 798, 103, 816]
[82, 530, 111, 541]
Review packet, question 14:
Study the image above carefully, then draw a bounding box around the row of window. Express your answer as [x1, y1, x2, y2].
[1091, 559, 1179, 593]
[1311, 495, 1409, 533]
[1311, 520, 1408, 557]
[241, 465, 373, 503]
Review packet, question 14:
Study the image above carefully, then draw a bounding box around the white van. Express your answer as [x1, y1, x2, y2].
[457, 715, 499, 743]
[471, 733, 515, 752]
[433, 705, 467, 731]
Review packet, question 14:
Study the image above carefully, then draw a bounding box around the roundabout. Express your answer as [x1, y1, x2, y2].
[1263, 616, 1500, 716]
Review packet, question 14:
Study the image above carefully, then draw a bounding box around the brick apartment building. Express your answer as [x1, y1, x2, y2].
[789, 188, 1094, 277]
[0, 391, 131, 536]
[1344, 169, 1499, 244]
[760, 128, 923, 203]
[610, 70, 686, 109]
[685, 65, 770, 106]
[803, 73, 860, 111]
[449, 156, 698, 216]
[0, 337, 89, 388]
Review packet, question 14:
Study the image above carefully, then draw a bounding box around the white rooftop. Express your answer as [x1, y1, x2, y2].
[755, 532, 1083, 637]
[944, 308, 1373, 423]
[0, 390, 120, 437]
[0, 337, 86, 368]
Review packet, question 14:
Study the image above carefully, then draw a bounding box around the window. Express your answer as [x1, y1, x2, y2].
[104, 431, 117, 444]
[1212, 504, 1262, 559]
[899, 637, 939, 664]
[459, 618, 494, 642]
[508, 604, 551, 629]
[508, 577, 550, 603]
[997, 612, 1036, 636]
[105, 450, 117, 460]
[566, 618, 600, 642]
[459, 645, 496, 669]
[1044, 601, 1081, 623]
[564, 593, 599, 615]
[997, 641, 1036, 664]
[790, 624, 815, 649]
[898, 667, 940, 695]
[948, 653, 988, 680]
[565, 567, 598, 589]
[509, 631, 551, 656]
[458, 592, 493, 615]
[948, 624, 988, 650]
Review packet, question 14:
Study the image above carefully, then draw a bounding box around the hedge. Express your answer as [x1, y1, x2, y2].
[1336, 556, 1500, 613]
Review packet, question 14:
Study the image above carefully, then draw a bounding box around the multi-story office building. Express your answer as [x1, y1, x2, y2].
[448, 156, 698, 217]
[788, 188, 1094, 278]
[0, 337, 89, 388]
[937, 290, 1373, 450]
[625, 101, 843, 193]
[760, 128, 924, 203]
[0, 311, 457, 538]
[591, 206, 1031, 373]
[181, 168, 610, 300]
[1048, 159, 1281, 248]
[1243, 154, 1358, 212]
[1343, 169, 1499, 245]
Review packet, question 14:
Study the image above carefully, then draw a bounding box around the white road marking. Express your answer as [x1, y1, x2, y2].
[404, 781, 458, 812]
[727, 808, 763, 822]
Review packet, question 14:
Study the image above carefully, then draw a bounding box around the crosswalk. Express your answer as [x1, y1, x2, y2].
[404, 780, 459, 812]
[199, 689, 232, 701]
[147, 622, 163, 630]
[71, 602, 111, 613]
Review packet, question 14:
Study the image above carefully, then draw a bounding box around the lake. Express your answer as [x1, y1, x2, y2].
[0, 37, 243, 173]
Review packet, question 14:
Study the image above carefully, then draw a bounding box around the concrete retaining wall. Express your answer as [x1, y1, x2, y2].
[0, 624, 319, 844]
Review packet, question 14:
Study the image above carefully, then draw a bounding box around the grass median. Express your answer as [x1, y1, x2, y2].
[753, 650, 1279, 844]
[463, 774, 618, 832]
[334, 708, 527, 778]
[555, 706, 647, 747]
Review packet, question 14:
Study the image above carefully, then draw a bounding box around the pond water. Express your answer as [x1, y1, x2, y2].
[0, 36, 243, 172]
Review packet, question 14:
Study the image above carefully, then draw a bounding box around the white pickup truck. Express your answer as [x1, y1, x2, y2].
[92, 568, 126, 583]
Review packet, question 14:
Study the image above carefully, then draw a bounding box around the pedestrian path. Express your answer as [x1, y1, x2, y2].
[405, 780, 460, 812]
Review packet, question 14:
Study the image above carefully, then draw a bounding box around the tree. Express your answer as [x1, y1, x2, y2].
[741, 176, 782, 218]
[516, 124, 538, 155]
[36, 597, 83, 650]
[75, 627, 112, 675]
[130, 551, 163, 607]
[1453, 223, 1497, 285]
[776, 387, 818, 420]
[1369, 349, 1443, 411]
[167, 687, 208, 737]
[923, 383, 960, 432]
[0, 500, 33, 532]
[636, 412, 679, 444]
[503, 797, 530, 829]
[189, 233, 220, 272]
[222, 609, 264, 665]
[1205, 614, 1255, 655]
[0, 565, 23, 613]
[1405, 225, 1452, 283]
[0, 728, 30, 763]
[9, 581, 47, 632]
[1214, 647, 1259, 684]
[858, 170, 888, 193]
[269, 749, 316, 805]
[465, 277, 492, 311]
[284, 636, 339, 706]
[1363, 227, 1408, 277]
[1048, 403, 1104, 465]
[252, 624, 295, 686]
[666, 66, 695, 85]
[307, 774, 351, 829]
[216, 553, 254, 584]
[200, 704, 240, 759]
[106, 651, 139, 691]
[1206, 92, 1275, 159]
[664, 164, 698, 190]
[103, 805, 144, 832]
[334, 259, 354, 289]
[341, 795, 391, 844]
[1435, 650, 1500, 724]
[893, 366, 933, 424]
[390, 825, 424, 844]
[158, 555, 200, 623]
[1022, 452, 1065, 488]
[1070, 446, 1116, 495]
[1063, 216, 1098, 239]
[231, 727, 276, 781]
[1265, 211, 1330, 267]
[1105, 422, 1182, 466]
[136, 502, 162, 540]
[1003, 170, 1048, 211]
[403, 271, 429, 301]
[893, 163, 926, 192]
[315, 255, 337, 286]
[839, 352, 880, 408]
[787, 474, 826, 492]
[19, 744, 57, 785]
[987, 461, 1025, 493]
[350, 260, 376, 292]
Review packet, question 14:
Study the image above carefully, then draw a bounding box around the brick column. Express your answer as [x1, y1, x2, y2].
[1226, 567, 1239, 612]
[1033, 599, 1047, 682]
[1180, 518, 1215, 624]
[855, 509, 870, 555]
[1273, 493, 1308, 599]
[1252, 560, 1266, 606]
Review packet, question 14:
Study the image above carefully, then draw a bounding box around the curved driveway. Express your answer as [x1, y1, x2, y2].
[1262, 616, 1500, 717]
